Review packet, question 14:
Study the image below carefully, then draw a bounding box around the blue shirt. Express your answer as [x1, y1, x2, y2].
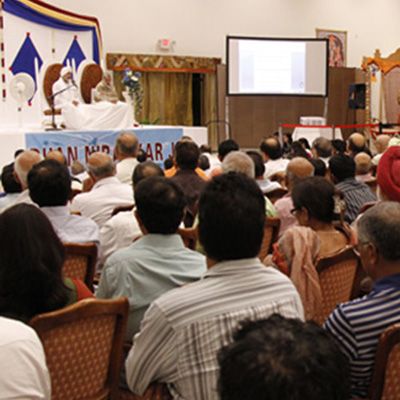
[324, 273, 400, 398]
[96, 234, 206, 340]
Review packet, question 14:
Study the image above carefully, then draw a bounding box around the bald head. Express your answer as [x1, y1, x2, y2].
[14, 150, 43, 189]
[354, 152, 372, 175]
[115, 132, 139, 160]
[87, 152, 115, 181]
[259, 137, 282, 161]
[348, 133, 366, 155]
[375, 134, 390, 154]
[312, 137, 332, 158]
[45, 150, 66, 165]
[286, 157, 314, 190]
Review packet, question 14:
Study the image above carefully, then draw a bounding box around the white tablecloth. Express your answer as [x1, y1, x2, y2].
[62, 101, 134, 130]
[293, 127, 343, 144]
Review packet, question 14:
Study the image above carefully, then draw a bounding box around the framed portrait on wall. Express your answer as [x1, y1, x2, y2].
[316, 29, 347, 67]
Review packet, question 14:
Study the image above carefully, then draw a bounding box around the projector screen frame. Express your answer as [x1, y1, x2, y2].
[226, 35, 329, 98]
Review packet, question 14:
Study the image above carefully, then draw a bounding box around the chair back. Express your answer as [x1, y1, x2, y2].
[63, 242, 98, 291]
[43, 63, 63, 108]
[80, 63, 103, 104]
[258, 218, 280, 261]
[30, 298, 129, 400]
[178, 227, 198, 250]
[365, 177, 378, 195]
[369, 323, 400, 400]
[314, 246, 359, 325]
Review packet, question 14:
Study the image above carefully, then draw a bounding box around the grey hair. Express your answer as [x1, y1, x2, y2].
[87, 159, 115, 178]
[222, 151, 255, 179]
[358, 201, 400, 261]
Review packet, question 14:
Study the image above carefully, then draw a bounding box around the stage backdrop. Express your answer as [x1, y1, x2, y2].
[0, 0, 102, 127]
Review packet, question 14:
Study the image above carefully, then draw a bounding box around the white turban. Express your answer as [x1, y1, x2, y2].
[61, 66, 72, 77]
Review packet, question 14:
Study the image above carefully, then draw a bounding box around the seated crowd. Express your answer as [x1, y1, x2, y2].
[0, 130, 399, 400]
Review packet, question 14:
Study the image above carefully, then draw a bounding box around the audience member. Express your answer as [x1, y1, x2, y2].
[272, 177, 355, 317]
[11, 150, 43, 207]
[136, 148, 147, 163]
[298, 137, 311, 153]
[372, 134, 390, 166]
[0, 317, 51, 399]
[289, 141, 310, 159]
[28, 159, 99, 243]
[274, 157, 314, 236]
[222, 151, 277, 217]
[97, 176, 206, 339]
[310, 158, 327, 177]
[325, 202, 400, 399]
[163, 157, 173, 170]
[347, 132, 371, 157]
[0, 159, 22, 212]
[99, 161, 164, 265]
[354, 152, 373, 182]
[377, 145, 400, 202]
[259, 137, 289, 178]
[200, 144, 220, 174]
[171, 141, 206, 226]
[70, 152, 133, 228]
[329, 154, 376, 223]
[0, 204, 92, 322]
[198, 154, 210, 171]
[218, 315, 350, 400]
[311, 137, 332, 166]
[246, 150, 282, 194]
[45, 149, 66, 165]
[114, 132, 139, 185]
[208, 139, 239, 177]
[331, 139, 346, 155]
[165, 137, 208, 180]
[125, 173, 304, 399]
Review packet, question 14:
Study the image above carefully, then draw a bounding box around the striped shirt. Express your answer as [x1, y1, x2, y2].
[336, 178, 376, 223]
[126, 258, 304, 400]
[324, 274, 400, 398]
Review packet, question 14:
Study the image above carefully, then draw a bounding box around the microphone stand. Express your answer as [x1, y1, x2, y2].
[46, 84, 75, 131]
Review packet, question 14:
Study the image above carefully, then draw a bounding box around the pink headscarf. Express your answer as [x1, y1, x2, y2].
[277, 226, 322, 320]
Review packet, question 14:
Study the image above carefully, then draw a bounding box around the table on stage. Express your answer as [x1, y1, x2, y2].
[62, 101, 134, 130]
[292, 126, 343, 144]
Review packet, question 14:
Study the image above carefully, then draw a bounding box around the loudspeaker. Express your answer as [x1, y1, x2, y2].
[348, 83, 366, 109]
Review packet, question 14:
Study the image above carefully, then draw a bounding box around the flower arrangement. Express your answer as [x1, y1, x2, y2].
[122, 68, 143, 113]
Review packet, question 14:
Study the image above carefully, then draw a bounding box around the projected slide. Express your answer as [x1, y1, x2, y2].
[228, 37, 328, 96]
[239, 41, 305, 93]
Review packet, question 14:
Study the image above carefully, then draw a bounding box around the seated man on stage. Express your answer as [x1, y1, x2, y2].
[52, 66, 79, 109]
[93, 72, 119, 103]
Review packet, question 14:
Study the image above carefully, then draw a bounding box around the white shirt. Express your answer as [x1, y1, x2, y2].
[70, 176, 133, 228]
[126, 259, 304, 399]
[0, 192, 20, 212]
[52, 77, 79, 109]
[116, 158, 139, 185]
[4, 189, 36, 210]
[0, 317, 51, 400]
[264, 158, 289, 178]
[99, 209, 142, 266]
[41, 205, 99, 243]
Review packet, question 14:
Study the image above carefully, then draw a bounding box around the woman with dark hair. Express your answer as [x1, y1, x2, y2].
[270, 177, 355, 318]
[0, 204, 92, 322]
[289, 141, 310, 160]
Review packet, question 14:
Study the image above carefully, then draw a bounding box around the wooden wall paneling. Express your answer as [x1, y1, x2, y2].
[216, 64, 364, 148]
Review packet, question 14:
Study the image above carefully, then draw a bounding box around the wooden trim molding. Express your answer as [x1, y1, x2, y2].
[106, 53, 221, 74]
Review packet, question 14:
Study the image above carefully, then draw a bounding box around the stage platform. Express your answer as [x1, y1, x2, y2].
[0, 125, 208, 168]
